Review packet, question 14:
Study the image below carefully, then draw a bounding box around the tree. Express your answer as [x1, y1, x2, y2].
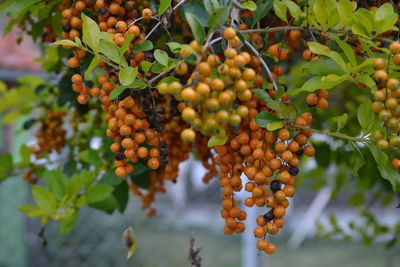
[0, 0, 399, 256]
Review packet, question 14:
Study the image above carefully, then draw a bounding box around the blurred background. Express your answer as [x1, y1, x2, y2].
[0, 18, 399, 267]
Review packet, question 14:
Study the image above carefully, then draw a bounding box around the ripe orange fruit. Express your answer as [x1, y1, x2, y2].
[142, 8, 153, 19]
[223, 27, 236, 40]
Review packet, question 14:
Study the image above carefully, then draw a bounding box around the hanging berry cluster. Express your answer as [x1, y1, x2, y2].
[29, 110, 67, 159]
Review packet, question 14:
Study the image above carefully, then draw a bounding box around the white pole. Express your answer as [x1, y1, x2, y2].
[287, 185, 332, 249]
[242, 204, 263, 267]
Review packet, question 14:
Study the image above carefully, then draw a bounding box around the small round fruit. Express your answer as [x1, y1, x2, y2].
[142, 8, 153, 19]
[223, 27, 236, 40]
[181, 128, 196, 142]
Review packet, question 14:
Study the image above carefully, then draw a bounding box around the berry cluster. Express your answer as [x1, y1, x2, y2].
[215, 98, 315, 254]
[29, 110, 67, 159]
[372, 42, 400, 151]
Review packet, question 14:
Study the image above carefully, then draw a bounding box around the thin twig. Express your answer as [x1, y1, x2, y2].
[143, 0, 188, 41]
[243, 39, 279, 91]
[241, 26, 393, 44]
[209, 36, 222, 46]
[144, 21, 162, 41]
[188, 236, 202, 267]
[39, 227, 47, 247]
[148, 66, 176, 87]
[291, 124, 370, 143]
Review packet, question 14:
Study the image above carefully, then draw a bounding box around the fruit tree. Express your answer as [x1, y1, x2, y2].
[0, 0, 400, 257]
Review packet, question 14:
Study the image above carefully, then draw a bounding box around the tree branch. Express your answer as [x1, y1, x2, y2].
[243, 39, 279, 91]
[241, 26, 393, 44]
[291, 124, 371, 143]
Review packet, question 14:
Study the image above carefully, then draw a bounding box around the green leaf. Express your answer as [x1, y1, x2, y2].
[87, 184, 114, 204]
[42, 170, 66, 201]
[368, 144, 400, 192]
[89, 194, 119, 213]
[110, 85, 127, 100]
[334, 38, 357, 67]
[32, 185, 56, 210]
[348, 141, 365, 177]
[59, 208, 79, 234]
[51, 40, 78, 47]
[185, 12, 205, 45]
[204, 0, 220, 14]
[120, 34, 135, 57]
[154, 49, 169, 66]
[255, 111, 281, 127]
[375, 3, 394, 21]
[100, 31, 114, 42]
[332, 113, 348, 132]
[252, 89, 273, 102]
[85, 57, 100, 80]
[268, 102, 289, 118]
[130, 78, 148, 89]
[337, 0, 356, 26]
[273, 0, 287, 22]
[159, 0, 172, 15]
[119, 66, 138, 86]
[140, 61, 153, 73]
[303, 59, 345, 76]
[376, 13, 398, 35]
[355, 74, 376, 91]
[283, 0, 300, 18]
[357, 99, 375, 132]
[100, 171, 123, 186]
[0, 154, 13, 176]
[75, 195, 87, 207]
[313, 0, 329, 27]
[252, 0, 273, 26]
[208, 7, 229, 32]
[181, 1, 209, 26]
[267, 121, 285, 131]
[242, 1, 257, 11]
[290, 74, 349, 95]
[314, 142, 331, 168]
[99, 40, 124, 66]
[113, 180, 129, 213]
[5, 0, 42, 16]
[17, 145, 31, 167]
[166, 42, 182, 53]
[20, 204, 40, 214]
[208, 134, 228, 147]
[82, 13, 101, 53]
[352, 23, 370, 39]
[130, 161, 151, 189]
[368, 143, 388, 165]
[308, 42, 347, 71]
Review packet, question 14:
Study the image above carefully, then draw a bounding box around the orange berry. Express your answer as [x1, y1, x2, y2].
[254, 226, 265, 238]
[142, 8, 153, 19]
[147, 158, 160, 169]
[115, 166, 127, 178]
[223, 27, 236, 40]
[137, 147, 149, 158]
[264, 243, 276, 254]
